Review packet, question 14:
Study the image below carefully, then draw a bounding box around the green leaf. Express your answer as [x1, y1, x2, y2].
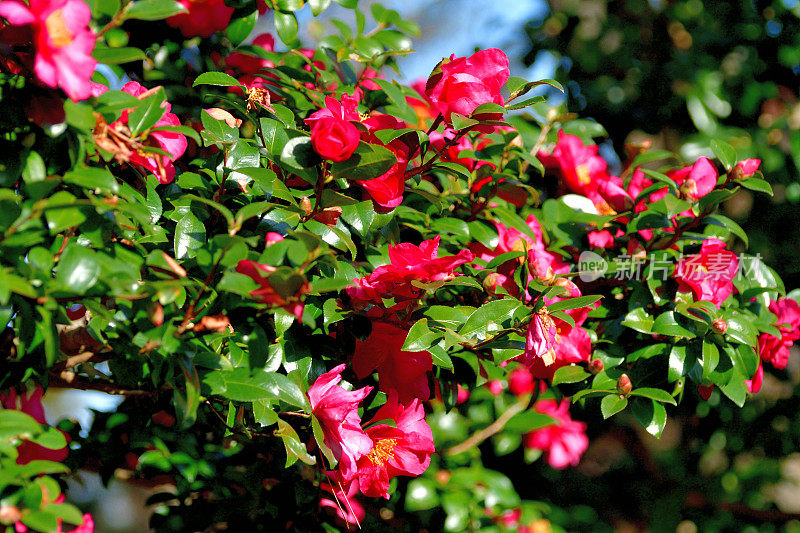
[276, 419, 315, 467]
[668, 344, 698, 382]
[330, 142, 397, 181]
[403, 318, 440, 352]
[63, 167, 119, 194]
[405, 478, 439, 512]
[45, 191, 86, 233]
[174, 212, 206, 260]
[601, 394, 627, 419]
[309, 0, 332, 15]
[193, 72, 245, 90]
[546, 295, 602, 313]
[505, 411, 555, 432]
[631, 398, 667, 438]
[710, 139, 737, 170]
[203, 369, 309, 410]
[459, 299, 522, 339]
[702, 340, 720, 377]
[706, 214, 748, 247]
[128, 87, 166, 136]
[552, 365, 590, 386]
[227, 10, 258, 46]
[56, 245, 101, 293]
[125, 0, 186, 20]
[629, 387, 677, 405]
[718, 367, 747, 407]
[738, 177, 773, 196]
[22, 151, 46, 183]
[622, 307, 654, 334]
[652, 311, 696, 338]
[0, 410, 41, 438]
[93, 45, 147, 64]
[274, 11, 299, 44]
[280, 135, 320, 170]
[450, 113, 479, 131]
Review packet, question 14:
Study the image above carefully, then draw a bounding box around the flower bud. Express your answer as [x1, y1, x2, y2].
[697, 384, 714, 401]
[265, 232, 284, 247]
[483, 272, 506, 296]
[299, 196, 313, 215]
[587, 358, 604, 375]
[0, 505, 21, 525]
[711, 318, 728, 334]
[617, 373, 632, 396]
[508, 368, 535, 397]
[148, 302, 164, 327]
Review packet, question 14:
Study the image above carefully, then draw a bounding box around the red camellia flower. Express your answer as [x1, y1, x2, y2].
[523, 399, 588, 469]
[758, 298, 800, 370]
[305, 94, 361, 125]
[674, 238, 739, 307]
[166, 0, 234, 38]
[308, 365, 373, 480]
[0, 0, 96, 100]
[355, 393, 435, 499]
[310, 117, 360, 162]
[425, 48, 509, 127]
[537, 130, 612, 198]
[0, 385, 68, 465]
[235, 260, 310, 319]
[352, 322, 433, 403]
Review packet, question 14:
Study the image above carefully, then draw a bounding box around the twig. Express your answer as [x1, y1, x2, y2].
[445, 394, 531, 456]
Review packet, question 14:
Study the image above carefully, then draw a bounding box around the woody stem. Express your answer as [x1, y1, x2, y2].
[444, 393, 533, 456]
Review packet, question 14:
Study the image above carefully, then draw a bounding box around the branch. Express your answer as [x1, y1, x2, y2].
[445, 394, 532, 456]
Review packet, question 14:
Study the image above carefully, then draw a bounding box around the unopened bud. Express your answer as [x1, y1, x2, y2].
[148, 302, 164, 327]
[483, 272, 505, 296]
[711, 318, 728, 334]
[0, 505, 21, 525]
[299, 196, 313, 215]
[587, 358, 604, 375]
[617, 373, 632, 396]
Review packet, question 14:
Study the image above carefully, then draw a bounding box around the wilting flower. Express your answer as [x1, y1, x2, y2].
[204, 108, 241, 129]
[308, 365, 373, 479]
[310, 117, 360, 162]
[235, 260, 310, 319]
[355, 394, 435, 498]
[674, 238, 738, 307]
[352, 322, 433, 403]
[524, 311, 559, 367]
[523, 400, 588, 469]
[0, 385, 68, 465]
[425, 48, 509, 126]
[0, 0, 96, 100]
[92, 82, 188, 184]
[166, 0, 233, 37]
[758, 297, 800, 370]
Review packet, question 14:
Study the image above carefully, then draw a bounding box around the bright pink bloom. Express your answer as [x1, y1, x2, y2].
[166, 0, 233, 37]
[508, 367, 535, 397]
[537, 130, 611, 198]
[0, 0, 96, 100]
[524, 311, 559, 368]
[305, 94, 360, 125]
[758, 298, 800, 370]
[355, 394, 435, 498]
[746, 361, 764, 393]
[485, 379, 504, 396]
[235, 260, 309, 319]
[732, 158, 761, 180]
[523, 400, 588, 469]
[425, 48, 509, 126]
[352, 322, 432, 403]
[308, 365, 373, 479]
[588, 229, 616, 248]
[310, 117, 360, 162]
[0, 386, 68, 465]
[670, 157, 718, 201]
[674, 238, 738, 307]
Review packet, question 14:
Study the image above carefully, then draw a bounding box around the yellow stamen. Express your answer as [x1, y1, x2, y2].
[45, 10, 73, 48]
[576, 164, 592, 185]
[367, 438, 397, 467]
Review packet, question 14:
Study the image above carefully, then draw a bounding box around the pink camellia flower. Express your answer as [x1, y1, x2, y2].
[537, 130, 611, 198]
[670, 157, 718, 201]
[523, 399, 588, 469]
[732, 158, 761, 180]
[372, 235, 475, 285]
[310, 117, 360, 162]
[166, 0, 233, 38]
[425, 48, 509, 127]
[674, 238, 739, 307]
[508, 367, 535, 397]
[308, 365, 373, 479]
[0, 0, 96, 101]
[305, 94, 360, 125]
[524, 311, 560, 367]
[758, 298, 800, 370]
[355, 393, 435, 499]
[235, 260, 310, 319]
[0, 385, 68, 465]
[352, 322, 433, 403]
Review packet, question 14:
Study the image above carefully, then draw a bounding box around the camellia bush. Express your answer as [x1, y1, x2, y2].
[0, 0, 795, 531]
